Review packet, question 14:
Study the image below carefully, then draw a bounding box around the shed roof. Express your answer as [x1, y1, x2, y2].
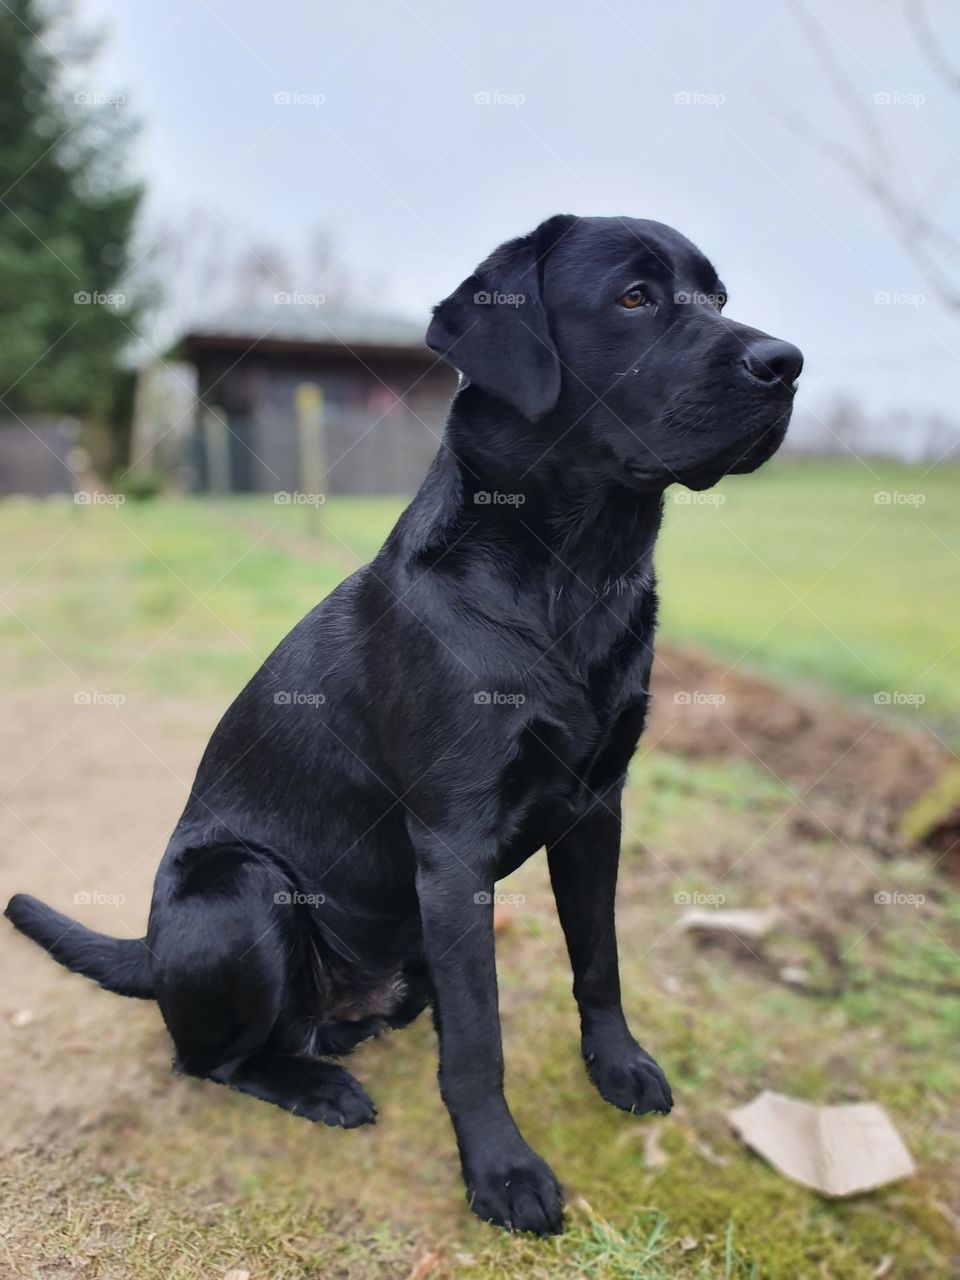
[178, 304, 432, 361]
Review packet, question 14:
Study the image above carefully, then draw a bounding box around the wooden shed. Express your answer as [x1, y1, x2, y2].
[166, 306, 457, 497]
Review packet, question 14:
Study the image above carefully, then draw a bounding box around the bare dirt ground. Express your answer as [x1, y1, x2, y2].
[0, 693, 217, 1124]
[648, 646, 951, 855]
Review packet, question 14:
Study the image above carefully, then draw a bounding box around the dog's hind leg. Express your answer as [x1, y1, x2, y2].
[152, 845, 375, 1127]
[204, 1052, 376, 1127]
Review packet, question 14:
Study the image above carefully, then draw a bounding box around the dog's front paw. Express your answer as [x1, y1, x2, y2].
[465, 1151, 564, 1235]
[583, 1039, 673, 1116]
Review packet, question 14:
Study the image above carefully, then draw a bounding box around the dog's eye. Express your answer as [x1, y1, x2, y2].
[619, 286, 650, 310]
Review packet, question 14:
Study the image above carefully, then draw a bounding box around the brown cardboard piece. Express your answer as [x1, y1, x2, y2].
[728, 1090, 916, 1197]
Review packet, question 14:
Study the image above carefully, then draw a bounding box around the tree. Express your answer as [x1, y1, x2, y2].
[788, 1, 960, 315]
[0, 0, 143, 419]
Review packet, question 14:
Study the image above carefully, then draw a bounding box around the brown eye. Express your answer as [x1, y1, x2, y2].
[619, 286, 649, 309]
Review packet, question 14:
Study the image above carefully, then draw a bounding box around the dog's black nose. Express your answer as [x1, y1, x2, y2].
[742, 338, 803, 387]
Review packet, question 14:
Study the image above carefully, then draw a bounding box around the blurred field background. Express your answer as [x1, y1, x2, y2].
[3, 0, 960, 1276]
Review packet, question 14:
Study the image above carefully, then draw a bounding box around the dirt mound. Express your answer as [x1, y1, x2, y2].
[649, 645, 950, 851]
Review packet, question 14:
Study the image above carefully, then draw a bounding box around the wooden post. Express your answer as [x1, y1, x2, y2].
[295, 382, 325, 535]
[203, 405, 231, 495]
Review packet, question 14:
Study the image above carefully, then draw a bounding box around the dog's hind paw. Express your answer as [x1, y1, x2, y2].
[292, 1065, 378, 1127]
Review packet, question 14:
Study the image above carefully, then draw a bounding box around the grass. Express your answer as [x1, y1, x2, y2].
[1, 457, 957, 734]
[4, 747, 958, 1277]
[2, 458, 959, 1277]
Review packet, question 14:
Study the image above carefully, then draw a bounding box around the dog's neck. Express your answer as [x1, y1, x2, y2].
[400, 387, 664, 595]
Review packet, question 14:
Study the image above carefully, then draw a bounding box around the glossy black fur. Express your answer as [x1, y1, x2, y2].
[6, 214, 801, 1234]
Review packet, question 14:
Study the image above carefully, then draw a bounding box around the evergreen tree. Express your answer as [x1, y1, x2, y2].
[0, 0, 142, 418]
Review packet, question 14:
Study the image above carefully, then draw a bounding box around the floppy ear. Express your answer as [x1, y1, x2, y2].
[426, 216, 574, 422]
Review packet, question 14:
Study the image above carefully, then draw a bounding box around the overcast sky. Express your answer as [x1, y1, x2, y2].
[73, 0, 960, 439]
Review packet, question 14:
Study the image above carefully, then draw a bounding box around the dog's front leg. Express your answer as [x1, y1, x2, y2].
[548, 792, 673, 1117]
[410, 820, 563, 1234]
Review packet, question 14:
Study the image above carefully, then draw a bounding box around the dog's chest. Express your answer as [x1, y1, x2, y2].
[498, 605, 654, 848]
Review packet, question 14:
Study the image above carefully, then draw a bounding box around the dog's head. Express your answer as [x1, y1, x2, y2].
[427, 214, 802, 492]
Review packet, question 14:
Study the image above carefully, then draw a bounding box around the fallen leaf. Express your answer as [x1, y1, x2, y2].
[224, 1270, 250, 1280]
[680, 1236, 698, 1251]
[406, 1251, 441, 1280]
[642, 1126, 669, 1169]
[729, 1091, 915, 1197]
[779, 965, 809, 986]
[679, 907, 781, 939]
[492, 906, 512, 933]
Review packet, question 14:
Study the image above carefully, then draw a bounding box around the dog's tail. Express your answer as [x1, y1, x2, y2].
[5, 893, 154, 999]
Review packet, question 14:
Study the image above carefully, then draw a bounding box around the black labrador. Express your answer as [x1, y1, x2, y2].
[7, 214, 802, 1235]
